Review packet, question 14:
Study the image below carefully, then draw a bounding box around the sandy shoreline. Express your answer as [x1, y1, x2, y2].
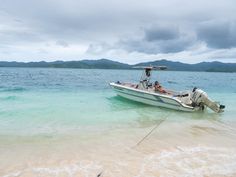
[1, 119, 236, 177]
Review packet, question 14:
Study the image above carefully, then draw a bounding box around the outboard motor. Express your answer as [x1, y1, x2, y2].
[191, 87, 225, 113]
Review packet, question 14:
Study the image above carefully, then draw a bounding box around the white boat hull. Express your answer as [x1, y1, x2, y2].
[110, 83, 196, 112]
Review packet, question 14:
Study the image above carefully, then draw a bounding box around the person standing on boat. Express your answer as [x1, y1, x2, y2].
[138, 68, 152, 89]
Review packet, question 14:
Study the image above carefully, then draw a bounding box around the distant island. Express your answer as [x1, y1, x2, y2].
[0, 59, 236, 72]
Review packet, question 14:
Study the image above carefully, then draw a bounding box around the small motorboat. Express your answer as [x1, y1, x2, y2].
[110, 66, 225, 113]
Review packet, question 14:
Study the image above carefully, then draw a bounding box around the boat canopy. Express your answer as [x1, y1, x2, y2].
[133, 66, 167, 70]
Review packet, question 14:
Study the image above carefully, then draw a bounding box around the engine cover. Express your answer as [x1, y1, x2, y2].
[191, 88, 224, 113]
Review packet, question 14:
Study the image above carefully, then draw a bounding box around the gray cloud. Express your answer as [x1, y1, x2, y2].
[0, 0, 236, 62]
[145, 26, 179, 41]
[56, 41, 69, 48]
[197, 21, 236, 49]
[117, 25, 196, 54]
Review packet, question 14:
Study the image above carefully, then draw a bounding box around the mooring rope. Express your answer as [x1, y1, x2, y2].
[97, 113, 170, 177]
[134, 113, 170, 147]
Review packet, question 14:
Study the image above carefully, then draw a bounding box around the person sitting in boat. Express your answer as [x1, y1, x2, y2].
[154, 81, 168, 94]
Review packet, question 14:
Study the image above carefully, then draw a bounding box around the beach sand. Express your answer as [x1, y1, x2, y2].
[1, 119, 236, 177]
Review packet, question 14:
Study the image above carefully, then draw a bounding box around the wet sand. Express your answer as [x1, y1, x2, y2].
[1, 119, 236, 177]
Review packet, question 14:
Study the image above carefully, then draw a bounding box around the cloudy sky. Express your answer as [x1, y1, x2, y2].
[0, 0, 236, 64]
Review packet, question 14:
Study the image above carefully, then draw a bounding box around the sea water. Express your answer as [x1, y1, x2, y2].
[0, 68, 236, 177]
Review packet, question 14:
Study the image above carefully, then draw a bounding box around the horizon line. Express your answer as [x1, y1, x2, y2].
[1, 58, 236, 65]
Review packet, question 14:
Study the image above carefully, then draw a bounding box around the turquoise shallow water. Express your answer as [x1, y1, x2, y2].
[0, 68, 236, 136]
[1, 68, 236, 176]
